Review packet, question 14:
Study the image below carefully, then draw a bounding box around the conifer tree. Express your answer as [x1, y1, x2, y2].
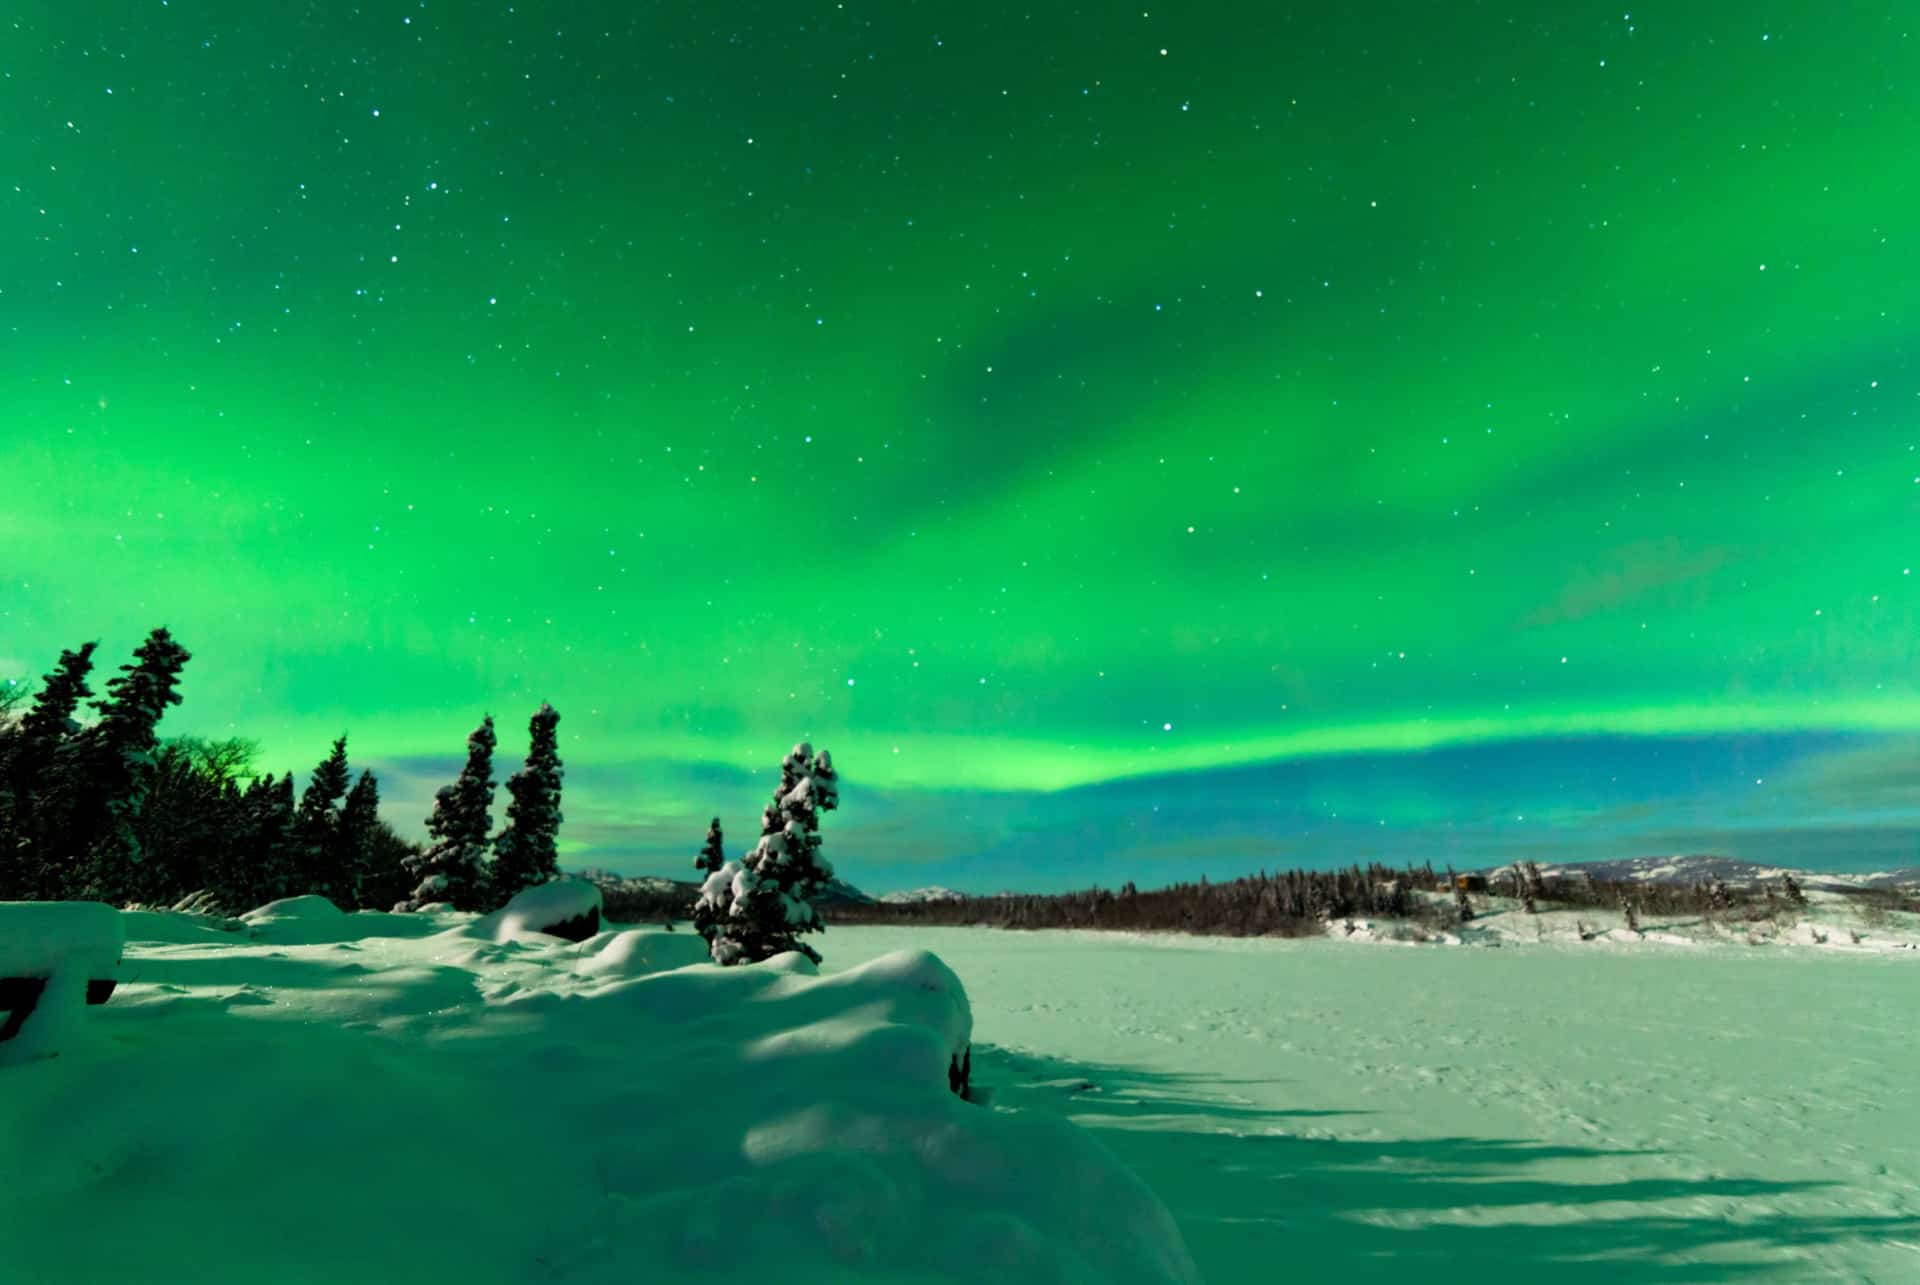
[75, 628, 191, 903]
[9, 642, 98, 788]
[688, 816, 732, 946]
[294, 736, 352, 899]
[244, 773, 299, 908]
[1, 642, 100, 898]
[333, 770, 381, 909]
[491, 704, 563, 907]
[404, 716, 496, 911]
[699, 742, 840, 965]
[695, 817, 726, 875]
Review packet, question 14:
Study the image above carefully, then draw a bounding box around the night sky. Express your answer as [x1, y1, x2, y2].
[5, 2, 1916, 890]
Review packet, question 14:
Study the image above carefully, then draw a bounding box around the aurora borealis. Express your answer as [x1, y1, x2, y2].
[5, 1, 1916, 888]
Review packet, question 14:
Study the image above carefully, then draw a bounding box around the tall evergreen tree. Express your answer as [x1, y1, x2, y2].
[1, 642, 100, 898]
[74, 628, 191, 903]
[11, 642, 99, 782]
[238, 773, 299, 909]
[404, 716, 496, 911]
[699, 742, 840, 965]
[294, 736, 352, 900]
[333, 770, 381, 909]
[490, 704, 563, 907]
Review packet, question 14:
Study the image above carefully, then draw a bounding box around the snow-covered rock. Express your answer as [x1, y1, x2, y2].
[0, 901, 124, 1063]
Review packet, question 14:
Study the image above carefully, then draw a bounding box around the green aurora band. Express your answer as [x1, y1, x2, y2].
[4, 1, 1916, 876]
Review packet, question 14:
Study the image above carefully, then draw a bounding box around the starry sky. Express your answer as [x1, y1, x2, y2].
[5, 1, 1917, 891]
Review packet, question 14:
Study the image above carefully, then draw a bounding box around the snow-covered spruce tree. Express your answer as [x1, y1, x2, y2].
[692, 819, 728, 950]
[403, 716, 497, 911]
[293, 736, 352, 900]
[699, 743, 840, 965]
[1620, 892, 1642, 935]
[1781, 872, 1806, 907]
[490, 703, 563, 908]
[74, 628, 192, 904]
[333, 770, 381, 909]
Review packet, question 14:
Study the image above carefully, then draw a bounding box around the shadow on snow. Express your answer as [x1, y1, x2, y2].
[969, 1043, 1918, 1283]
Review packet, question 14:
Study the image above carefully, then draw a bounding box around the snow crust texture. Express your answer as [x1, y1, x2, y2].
[1, 905, 1197, 1285]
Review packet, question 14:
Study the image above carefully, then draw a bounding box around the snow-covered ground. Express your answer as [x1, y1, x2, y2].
[827, 913, 1920, 1282]
[1, 902, 1194, 1285]
[7, 889, 1916, 1282]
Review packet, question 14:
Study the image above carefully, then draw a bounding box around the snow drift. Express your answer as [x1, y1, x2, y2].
[0, 904, 1198, 1285]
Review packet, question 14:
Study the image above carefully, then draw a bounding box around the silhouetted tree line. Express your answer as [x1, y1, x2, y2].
[827, 863, 1456, 936]
[0, 630, 564, 916]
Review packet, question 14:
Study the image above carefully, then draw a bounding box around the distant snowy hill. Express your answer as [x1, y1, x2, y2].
[1503, 855, 1920, 891]
[815, 876, 876, 906]
[880, 886, 967, 904]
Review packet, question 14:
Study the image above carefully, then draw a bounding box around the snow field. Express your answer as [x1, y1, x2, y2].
[0, 904, 1197, 1285]
[828, 923, 1920, 1282]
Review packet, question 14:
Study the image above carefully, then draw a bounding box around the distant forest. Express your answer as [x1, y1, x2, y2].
[0, 628, 564, 915]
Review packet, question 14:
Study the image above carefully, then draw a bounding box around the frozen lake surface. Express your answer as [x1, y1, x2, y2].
[829, 925, 1920, 1282]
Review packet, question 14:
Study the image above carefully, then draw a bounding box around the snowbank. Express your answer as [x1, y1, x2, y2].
[0, 906, 1198, 1285]
[0, 901, 123, 1063]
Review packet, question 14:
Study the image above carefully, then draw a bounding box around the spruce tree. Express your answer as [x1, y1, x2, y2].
[701, 742, 840, 965]
[245, 773, 299, 908]
[405, 716, 496, 911]
[1, 642, 100, 898]
[333, 770, 381, 909]
[692, 818, 729, 949]
[695, 817, 726, 875]
[490, 704, 563, 907]
[294, 736, 352, 900]
[10, 642, 99, 787]
[75, 628, 191, 903]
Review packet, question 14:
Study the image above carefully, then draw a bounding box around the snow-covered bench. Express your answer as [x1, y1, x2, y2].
[0, 901, 124, 1057]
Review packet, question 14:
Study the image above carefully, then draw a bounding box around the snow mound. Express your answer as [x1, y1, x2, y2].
[576, 927, 711, 978]
[480, 877, 603, 944]
[241, 894, 345, 923]
[0, 906, 1197, 1284]
[0, 901, 124, 1064]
